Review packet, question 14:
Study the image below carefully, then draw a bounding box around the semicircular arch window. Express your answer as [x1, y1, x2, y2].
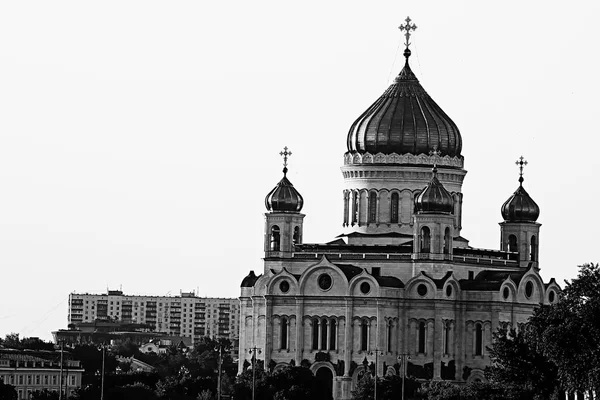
[548, 290, 555, 303]
[503, 287, 510, 300]
[445, 285, 452, 297]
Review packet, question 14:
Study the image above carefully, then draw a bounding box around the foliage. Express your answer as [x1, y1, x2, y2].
[351, 374, 420, 400]
[0, 378, 17, 400]
[314, 352, 330, 362]
[31, 389, 60, 400]
[234, 366, 330, 400]
[528, 263, 600, 393]
[484, 325, 559, 399]
[0, 333, 55, 351]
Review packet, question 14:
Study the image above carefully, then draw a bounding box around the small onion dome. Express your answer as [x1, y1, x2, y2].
[265, 167, 304, 213]
[347, 49, 462, 157]
[415, 166, 454, 214]
[241, 270, 259, 287]
[501, 177, 540, 222]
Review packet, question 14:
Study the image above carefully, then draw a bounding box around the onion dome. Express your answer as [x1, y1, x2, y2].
[347, 48, 462, 157]
[241, 270, 259, 287]
[265, 166, 304, 213]
[415, 166, 454, 214]
[501, 177, 540, 223]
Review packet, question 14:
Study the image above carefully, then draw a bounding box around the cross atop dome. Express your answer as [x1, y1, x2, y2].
[516, 156, 528, 184]
[280, 146, 292, 175]
[399, 16, 417, 49]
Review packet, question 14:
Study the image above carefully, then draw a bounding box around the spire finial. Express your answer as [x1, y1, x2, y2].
[280, 146, 292, 175]
[399, 16, 417, 59]
[515, 156, 528, 185]
[429, 146, 441, 173]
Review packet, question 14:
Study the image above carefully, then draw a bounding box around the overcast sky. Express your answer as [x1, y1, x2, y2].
[1, 1, 598, 341]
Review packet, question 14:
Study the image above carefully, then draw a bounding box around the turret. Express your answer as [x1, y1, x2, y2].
[499, 157, 541, 268]
[264, 147, 305, 258]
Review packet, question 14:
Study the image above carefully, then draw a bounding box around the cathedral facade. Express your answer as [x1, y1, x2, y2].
[239, 20, 559, 400]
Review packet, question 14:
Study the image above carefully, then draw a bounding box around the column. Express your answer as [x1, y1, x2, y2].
[433, 317, 443, 380]
[295, 298, 304, 365]
[344, 298, 353, 376]
[326, 319, 332, 351]
[318, 319, 323, 350]
[264, 296, 273, 367]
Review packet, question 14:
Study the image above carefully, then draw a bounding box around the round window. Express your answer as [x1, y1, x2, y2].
[445, 285, 452, 297]
[417, 284, 428, 297]
[279, 281, 290, 293]
[318, 274, 332, 291]
[548, 290, 555, 303]
[503, 287, 510, 300]
[525, 281, 534, 298]
[360, 282, 371, 294]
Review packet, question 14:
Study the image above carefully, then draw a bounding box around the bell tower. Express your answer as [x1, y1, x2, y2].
[499, 157, 541, 268]
[264, 147, 305, 259]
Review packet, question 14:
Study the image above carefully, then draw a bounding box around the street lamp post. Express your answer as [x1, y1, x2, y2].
[398, 353, 411, 400]
[100, 344, 106, 400]
[215, 345, 223, 400]
[368, 349, 384, 400]
[248, 346, 262, 400]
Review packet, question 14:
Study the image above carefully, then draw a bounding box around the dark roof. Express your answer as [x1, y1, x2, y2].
[415, 167, 454, 214]
[336, 232, 413, 239]
[374, 275, 404, 288]
[459, 270, 525, 291]
[346, 49, 462, 158]
[335, 263, 404, 288]
[501, 179, 540, 223]
[265, 169, 304, 213]
[241, 271, 260, 287]
[421, 271, 453, 289]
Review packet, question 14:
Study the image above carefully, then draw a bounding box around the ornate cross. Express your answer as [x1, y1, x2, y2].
[399, 16, 417, 48]
[429, 147, 441, 167]
[280, 146, 292, 169]
[516, 156, 528, 178]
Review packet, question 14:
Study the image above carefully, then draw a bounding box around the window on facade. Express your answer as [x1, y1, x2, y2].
[70, 376, 75, 385]
[530, 235, 537, 261]
[343, 191, 349, 226]
[475, 323, 483, 356]
[391, 192, 399, 223]
[387, 323, 393, 352]
[361, 320, 369, 351]
[421, 227, 431, 253]
[320, 318, 328, 350]
[368, 192, 377, 223]
[352, 191, 359, 224]
[444, 323, 450, 355]
[329, 320, 337, 350]
[508, 235, 517, 253]
[444, 227, 451, 254]
[280, 317, 288, 350]
[418, 322, 426, 354]
[270, 225, 281, 251]
[35, 375, 40, 384]
[312, 319, 319, 350]
[293, 226, 300, 246]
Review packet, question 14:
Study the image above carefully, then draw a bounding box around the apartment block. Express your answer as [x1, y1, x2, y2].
[68, 290, 240, 345]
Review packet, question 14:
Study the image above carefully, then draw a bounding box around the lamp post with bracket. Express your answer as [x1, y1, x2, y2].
[397, 353, 411, 400]
[248, 346, 262, 400]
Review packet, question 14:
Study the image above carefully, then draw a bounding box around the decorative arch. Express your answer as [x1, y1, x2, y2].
[348, 270, 380, 297]
[297, 256, 350, 295]
[266, 268, 299, 295]
[466, 369, 486, 383]
[405, 274, 436, 299]
[310, 361, 336, 375]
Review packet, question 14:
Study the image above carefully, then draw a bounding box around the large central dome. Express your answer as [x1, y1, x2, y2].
[346, 49, 462, 158]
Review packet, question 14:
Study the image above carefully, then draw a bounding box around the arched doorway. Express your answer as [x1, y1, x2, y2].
[315, 365, 334, 400]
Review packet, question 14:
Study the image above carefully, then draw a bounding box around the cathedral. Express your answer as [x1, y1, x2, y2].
[239, 18, 559, 400]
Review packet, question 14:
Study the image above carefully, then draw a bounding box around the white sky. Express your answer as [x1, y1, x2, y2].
[1, 1, 599, 341]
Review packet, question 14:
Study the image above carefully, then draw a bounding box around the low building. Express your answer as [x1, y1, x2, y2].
[0, 348, 84, 400]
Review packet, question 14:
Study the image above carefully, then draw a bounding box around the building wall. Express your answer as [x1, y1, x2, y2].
[67, 291, 240, 346]
[0, 358, 83, 400]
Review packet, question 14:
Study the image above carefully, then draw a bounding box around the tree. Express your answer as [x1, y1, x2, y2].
[30, 389, 59, 400]
[351, 374, 420, 400]
[484, 325, 559, 399]
[529, 263, 600, 394]
[0, 379, 17, 400]
[1, 334, 54, 351]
